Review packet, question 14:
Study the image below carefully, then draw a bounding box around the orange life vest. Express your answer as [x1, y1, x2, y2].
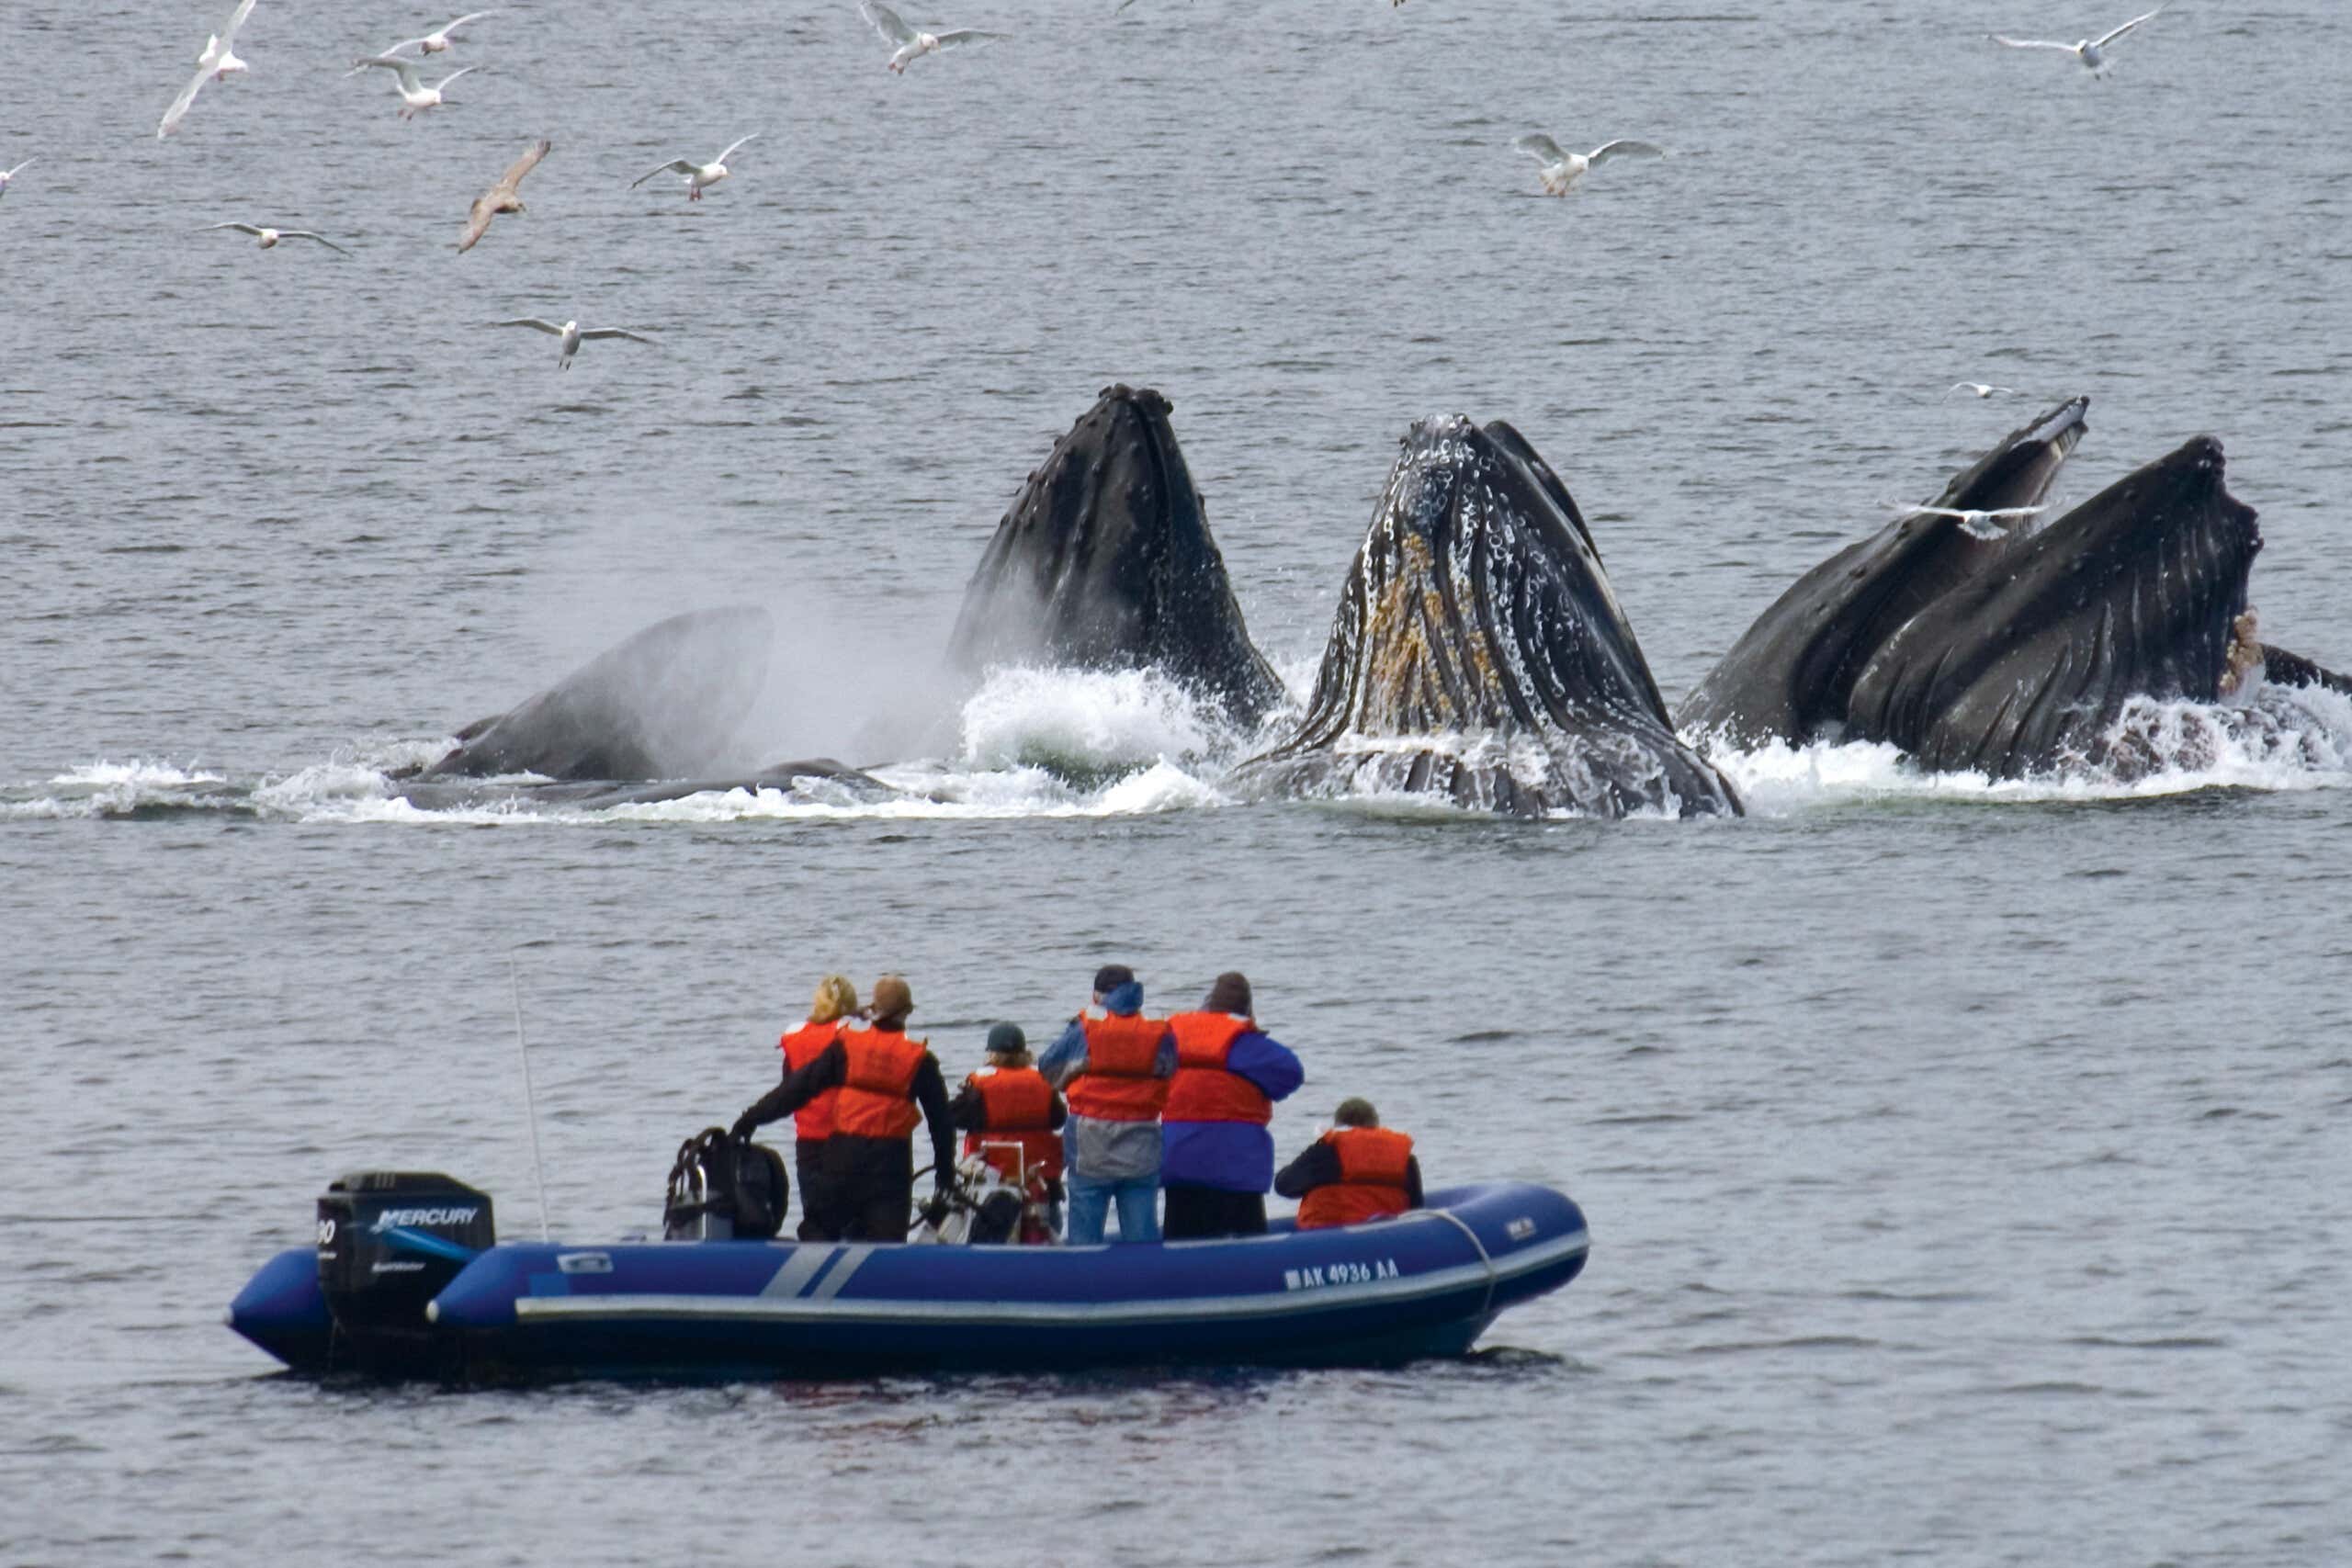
[1064, 1007, 1171, 1123]
[777, 1019, 846, 1140]
[960, 1064, 1063, 1182]
[831, 1021, 927, 1140]
[1163, 1011, 1270, 1125]
[1295, 1126, 1416, 1230]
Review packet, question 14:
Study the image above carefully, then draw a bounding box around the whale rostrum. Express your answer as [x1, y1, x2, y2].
[1231, 415, 1742, 818]
[947, 384, 1283, 728]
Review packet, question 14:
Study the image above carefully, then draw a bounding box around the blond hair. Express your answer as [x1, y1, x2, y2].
[808, 974, 859, 1025]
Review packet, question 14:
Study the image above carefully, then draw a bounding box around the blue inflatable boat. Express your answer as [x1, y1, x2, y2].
[227, 1171, 1589, 1381]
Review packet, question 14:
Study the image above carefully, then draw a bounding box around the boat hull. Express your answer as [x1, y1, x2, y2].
[228, 1181, 1588, 1382]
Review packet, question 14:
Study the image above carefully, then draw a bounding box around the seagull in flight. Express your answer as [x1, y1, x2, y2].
[1948, 381, 2018, 399]
[459, 137, 550, 253]
[205, 220, 352, 255]
[1894, 502, 2049, 540]
[1990, 6, 2165, 74]
[367, 10, 495, 60]
[492, 318, 657, 369]
[857, 1, 1006, 73]
[351, 54, 474, 118]
[0, 158, 31, 200]
[630, 135, 758, 201]
[158, 0, 259, 140]
[1512, 134, 1665, 197]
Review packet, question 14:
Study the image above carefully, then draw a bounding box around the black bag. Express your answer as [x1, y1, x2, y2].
[663, 1128, 790, 1241]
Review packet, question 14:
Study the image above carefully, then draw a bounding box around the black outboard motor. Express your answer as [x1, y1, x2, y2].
[663, 1129, 789, 1241]
[317, 1171, 494, 1371]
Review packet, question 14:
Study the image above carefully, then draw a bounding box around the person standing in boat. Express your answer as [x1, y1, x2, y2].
[773, 974, 860, 1241]
[949, 1022, 1068, 1237]
[1037, 964, 1175, 1244]
[1160, 972, 1304, 1240]
[733, 975, 954, 1241]
[1275, 1099, 1422, 1230]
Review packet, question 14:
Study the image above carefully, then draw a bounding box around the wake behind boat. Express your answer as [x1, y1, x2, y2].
[227, 1170, 1589, 1382]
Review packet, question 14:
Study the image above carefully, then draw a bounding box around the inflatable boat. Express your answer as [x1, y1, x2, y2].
[227, 1170, 1589, 1382]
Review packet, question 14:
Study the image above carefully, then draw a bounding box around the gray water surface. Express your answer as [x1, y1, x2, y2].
[5, 2, 2350, 1564]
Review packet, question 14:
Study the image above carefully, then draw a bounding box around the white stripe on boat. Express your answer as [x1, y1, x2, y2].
[808, 1245, 871, 1301]
[513, 1229, 1587, 1329]
[759, 1246, 836, 1299]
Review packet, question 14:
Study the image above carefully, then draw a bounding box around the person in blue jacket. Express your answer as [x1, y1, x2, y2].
[1159, 971, 1305, 1239]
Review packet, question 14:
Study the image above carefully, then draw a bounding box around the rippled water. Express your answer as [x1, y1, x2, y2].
[6, 1, 2352, 1564]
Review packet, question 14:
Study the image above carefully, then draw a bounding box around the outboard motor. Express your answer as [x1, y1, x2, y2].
[316, 1171, 494, 1370]
[663, 1129, 788, 1241]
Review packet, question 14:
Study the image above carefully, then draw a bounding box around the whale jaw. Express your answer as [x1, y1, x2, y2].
[1237, 416, 1740, 819]
[946, 384, 1283, 728]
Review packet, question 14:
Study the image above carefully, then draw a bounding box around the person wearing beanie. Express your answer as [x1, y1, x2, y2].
[734, 973, 954, 1240]
[770, 973, 862, 1241]
[1274, 1098, 1423, 1231]
[1035, 963, 1176, 1244]
[1159, 971, 1305, 1240]
[947, 1022, 1068, 1240]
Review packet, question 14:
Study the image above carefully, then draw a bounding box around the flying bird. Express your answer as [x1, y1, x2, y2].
[351, 54, 474, 118]
[0, 158, 31, 200]
[491, 318, 657, 369]
[1948, 382, 2018, 399]
[158, 0, 260, 140]
[205, 220, 352, 255]
[458, 136, 549, 253]
[857, 1, 1006, 73]
[629, 134, 758, 201]
[368, 10, 496, 59]
[1989, 6, 2165, 73]
[1892, 502, 2049, 540]
[1512, 134, 1665, 197]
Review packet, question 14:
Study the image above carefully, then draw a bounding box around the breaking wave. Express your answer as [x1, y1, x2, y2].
[7, 673, 2349, 828]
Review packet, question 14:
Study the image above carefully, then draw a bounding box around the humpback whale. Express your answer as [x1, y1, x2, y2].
[1230, 416, 1741, 818]
[413, 606, 776, 782]
[1845, 435, 2263, 776]
[1677, 397, 2091, 750]
[947, 385, 1284, 728]
[1682, 398, 2348, 778]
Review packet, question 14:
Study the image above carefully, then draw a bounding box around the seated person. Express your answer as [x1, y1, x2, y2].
[1274, 1098, 1423, 1230]
[948, 1022, 1067, 1236]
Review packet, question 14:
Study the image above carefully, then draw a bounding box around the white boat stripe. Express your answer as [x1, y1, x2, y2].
[759, 1246, 836, 1299]
[808, 1245, 870, 1301]
[514, 1230, 1587, 1330]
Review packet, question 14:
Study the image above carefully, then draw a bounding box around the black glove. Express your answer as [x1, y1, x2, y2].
[918, 1195, 950, 1228]
[730, 1112, 760, 1142]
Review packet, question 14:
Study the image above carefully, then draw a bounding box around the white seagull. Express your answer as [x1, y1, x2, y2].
[375, 10, 495, 58]
[1896, 502, 2049, 540]
[1990, 6, 2165, 74]
[205, 220, 352, 255]
[0, 158, 31, 200]
[350, 54, 475, 119]
[1512, 134, 1665, 197]
[629, 135, 758, 201]
[857, 0, 1006, 73]
[158, 0, 260, 140]
[1948, 381, 2018, 399]
[492, 318, 657, 369]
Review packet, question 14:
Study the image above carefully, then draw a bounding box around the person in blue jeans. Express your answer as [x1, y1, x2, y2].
[1037, 964, 1176, 1244]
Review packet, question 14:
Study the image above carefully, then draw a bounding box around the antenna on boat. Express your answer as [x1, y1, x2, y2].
[509, 950, 554, 1244]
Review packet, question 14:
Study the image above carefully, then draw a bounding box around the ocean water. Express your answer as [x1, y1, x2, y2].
[5, 2, 2351, 1564]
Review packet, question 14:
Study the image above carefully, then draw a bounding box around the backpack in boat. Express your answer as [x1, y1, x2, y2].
[663, 1127, 789, 1241]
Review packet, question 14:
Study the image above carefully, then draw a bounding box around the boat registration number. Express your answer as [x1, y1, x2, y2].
[1283, 1258, 1400, 1291]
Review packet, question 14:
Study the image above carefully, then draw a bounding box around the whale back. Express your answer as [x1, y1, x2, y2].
[1238, 416, 1738, 818]
[1676, 398, 2090, 747]
[1847, 436, 2261, 777]
[417, 606, 774, 782]
[946, 385, 1282, 727]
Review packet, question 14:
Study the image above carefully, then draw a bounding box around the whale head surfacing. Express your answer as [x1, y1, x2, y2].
[1677, 397, 2091, 749]
[1847, 434, 2262, 777]
[946, 384, 1283, 728]
[1233, 415, 1740, 818]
